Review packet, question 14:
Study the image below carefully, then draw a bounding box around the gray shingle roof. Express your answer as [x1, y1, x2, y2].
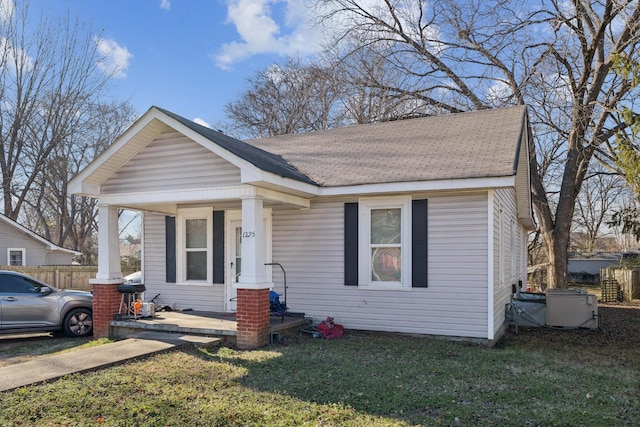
[244, 106, 527, 187]
[158, 105, 527, 188]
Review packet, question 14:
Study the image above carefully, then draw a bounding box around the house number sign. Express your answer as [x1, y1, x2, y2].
[242, 231, 255, 238]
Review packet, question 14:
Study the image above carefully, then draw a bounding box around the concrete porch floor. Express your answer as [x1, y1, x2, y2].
[110, 310, 308, 345]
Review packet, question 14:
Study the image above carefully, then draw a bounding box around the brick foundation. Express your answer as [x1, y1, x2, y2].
[236, 288, 270, 349]
[91, 282, 122, 338]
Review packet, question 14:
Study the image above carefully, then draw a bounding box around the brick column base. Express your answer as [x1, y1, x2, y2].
[91, 282, 122, 338]
[236, 288, 270, 349]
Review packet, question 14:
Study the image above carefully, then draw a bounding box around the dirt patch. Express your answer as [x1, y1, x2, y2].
[503, 302, 640, 353]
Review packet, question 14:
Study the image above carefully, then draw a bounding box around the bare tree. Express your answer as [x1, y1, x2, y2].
[21, 101, 136, 261]
[225, 58, 346, 138]
[314, 0, 640, 288]
[329, 38, 437, 123]
[573, 165, 629, 252]
[0, 1, 120, 221]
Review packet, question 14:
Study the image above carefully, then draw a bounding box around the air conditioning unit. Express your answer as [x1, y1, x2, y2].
[546, 289, 598, 329]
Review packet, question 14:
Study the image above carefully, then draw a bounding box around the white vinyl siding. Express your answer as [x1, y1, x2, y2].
[140, 192, 506, 340]
[142, 212, 224, 312]
[46, 251, 75, 265]
[101, 130, 241, 194]
[0, 224, 47, 266]
[492, 188, 526, 339]
[271, 194, 489, 339]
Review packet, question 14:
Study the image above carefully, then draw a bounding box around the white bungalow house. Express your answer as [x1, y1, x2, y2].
[0, 213, 81, 266]
[69, 105, 535, 346]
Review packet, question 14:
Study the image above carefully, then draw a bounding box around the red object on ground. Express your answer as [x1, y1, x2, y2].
[316, 317, 344, 339]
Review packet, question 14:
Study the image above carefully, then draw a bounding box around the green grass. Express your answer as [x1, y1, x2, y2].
[1, 327, 638, 426]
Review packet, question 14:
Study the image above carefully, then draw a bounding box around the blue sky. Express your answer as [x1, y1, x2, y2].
[28, 0, 327, 128]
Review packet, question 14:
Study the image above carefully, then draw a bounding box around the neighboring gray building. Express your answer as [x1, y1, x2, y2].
[568, 252, 621, 276]
[70, 105, 535, 344]
[0, 213, 81, 266]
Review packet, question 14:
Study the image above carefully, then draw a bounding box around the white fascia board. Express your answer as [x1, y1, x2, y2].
[317, 176, 516, 196]
[68, 181, 100, 197]
[242, 168, 318, 197]
[97, 185, 310, 209]
[48, 246, 83, 256]
[254, 187, 310, 209]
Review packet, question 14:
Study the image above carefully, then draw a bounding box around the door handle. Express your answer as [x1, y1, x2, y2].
[2, 297, 17, 301]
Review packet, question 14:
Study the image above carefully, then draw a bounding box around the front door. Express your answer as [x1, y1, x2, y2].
[228, 220, 242, 312]
[226, 211, 272, 312]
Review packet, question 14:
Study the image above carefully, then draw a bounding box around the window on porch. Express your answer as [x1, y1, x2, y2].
[186, 219, 207, 281]
[177, 208, 213, 283]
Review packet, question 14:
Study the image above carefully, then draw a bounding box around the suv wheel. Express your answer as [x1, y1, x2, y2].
[63, 308, 93, 337]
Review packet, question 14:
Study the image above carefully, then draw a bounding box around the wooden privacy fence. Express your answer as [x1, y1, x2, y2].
[0, 266, 138, 291]
[601, 267, 640, 301]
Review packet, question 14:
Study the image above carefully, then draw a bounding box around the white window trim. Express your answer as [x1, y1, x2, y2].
[177, 207, 213, 285]
[358, 197, 412, 289]
[7, 248, 26, 266]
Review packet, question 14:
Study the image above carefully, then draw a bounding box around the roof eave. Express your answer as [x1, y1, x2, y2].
[317, 176, 517, 197]
[0, 214, 82, 255]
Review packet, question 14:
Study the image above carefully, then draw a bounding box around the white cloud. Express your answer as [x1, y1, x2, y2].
[0, 0, 14, 25]
[487, 81, 513, 105]
[213, 0, 325, 69]
[193, 117, 212, 128]
[160, 0, 171, 11]
[95, 37, 133, 79]
[0, 37, 34, 73]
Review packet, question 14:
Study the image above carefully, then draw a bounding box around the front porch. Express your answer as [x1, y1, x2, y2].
[110, 311, 309, 346]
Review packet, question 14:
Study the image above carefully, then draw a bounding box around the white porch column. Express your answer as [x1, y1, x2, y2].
[95, 204, 122, 281]
[238, 196, 270, 287]
[236, 196, 271, 348]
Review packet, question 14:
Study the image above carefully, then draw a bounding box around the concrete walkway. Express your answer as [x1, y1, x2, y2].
[0, 332, 220, 392]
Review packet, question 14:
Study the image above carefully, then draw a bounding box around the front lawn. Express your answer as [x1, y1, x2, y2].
[1, 304, 639, 426]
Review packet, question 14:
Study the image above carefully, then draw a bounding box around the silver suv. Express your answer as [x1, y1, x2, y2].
[0, 270, 93, 337]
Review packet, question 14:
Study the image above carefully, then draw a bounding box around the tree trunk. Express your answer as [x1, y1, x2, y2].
[544, 229, 570, 289]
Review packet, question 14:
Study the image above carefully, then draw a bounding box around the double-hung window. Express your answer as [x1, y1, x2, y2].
[8, 248, 25, 266]
[185, 218, 207, 281]
[359, 198, 411, 288]
[177, 208, 212, 283]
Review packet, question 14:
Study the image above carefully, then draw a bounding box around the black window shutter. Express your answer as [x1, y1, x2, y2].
[412, 199, 428, 287]
[344, 203, 359, 285]
[165, 216, 176, 283]
[212, 210, 225, 284]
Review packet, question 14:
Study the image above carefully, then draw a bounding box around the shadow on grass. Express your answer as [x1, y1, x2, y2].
[0, 334, 101, 366]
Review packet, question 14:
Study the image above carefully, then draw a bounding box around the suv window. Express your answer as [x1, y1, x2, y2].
[0, 274, 42, 293]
